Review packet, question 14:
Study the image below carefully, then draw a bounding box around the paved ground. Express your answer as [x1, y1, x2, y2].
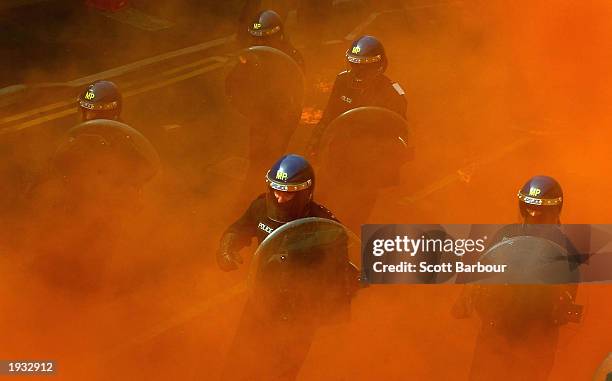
[1, 1, 611, 380]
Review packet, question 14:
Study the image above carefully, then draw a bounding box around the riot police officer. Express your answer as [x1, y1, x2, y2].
[28, 119, 160, 294]
[308, 35, 407, 155]
[216, 154, 356, 381]
[456, 175, 583, 381]
[322, 35, 406, 122]
[77, 80, 122, 122]
[216, 153, 337, 271]
[244, 9, 305, 71]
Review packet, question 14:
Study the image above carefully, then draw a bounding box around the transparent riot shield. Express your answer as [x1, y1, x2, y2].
[362, 224, 458, 284]
[467, 236, 583, 336]
[247, 217, 360, 325]
[317, 106, 413, 187]
[315, 106, 413, 231]
[54, 119, 160, 186]
[225, 45, 304, 124]
[470, 235, 581, 284]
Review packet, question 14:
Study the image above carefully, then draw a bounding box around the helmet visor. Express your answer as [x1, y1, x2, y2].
[265, 186, 312, 223]
[348, 61, 382, 85]
[519, 201, 561, 224]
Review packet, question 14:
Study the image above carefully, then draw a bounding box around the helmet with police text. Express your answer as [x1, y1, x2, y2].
[517, 175, 563, 224]
[265, 154, 315, 223]
[53, 119, 160, 191]
[248, 10, 285, 41]
[345, 35, 388, 88]
[78, 80, 122, 121]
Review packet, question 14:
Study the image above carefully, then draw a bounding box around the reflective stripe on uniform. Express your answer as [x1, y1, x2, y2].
[392, 82, 405, 96]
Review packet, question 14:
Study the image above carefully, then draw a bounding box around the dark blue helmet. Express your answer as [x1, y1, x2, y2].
[517, 175, 563, 224]
[345, 35, 388, 87]
[78, 80, 122, 121]
[265, 154, 315, 223]
[248, 10, 284, 39]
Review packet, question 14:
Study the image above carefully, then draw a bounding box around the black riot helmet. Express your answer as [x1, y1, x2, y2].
[78, 80, 122, 121]
[53, 119, 160, 193]
[248, 10, 285, 41]
[517, 175, 563, 224]
[265, 154, 315, 223]
[345, 35, 388, 89]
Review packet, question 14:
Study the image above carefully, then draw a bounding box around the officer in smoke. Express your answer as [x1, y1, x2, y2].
[217, 154, 337, 270]
[453, 175, 583, 381]
[242, 9, 305, 71]
[307, 35, 407, 157]
[216, 154, 358, 381]
[28, 119, 160, 294]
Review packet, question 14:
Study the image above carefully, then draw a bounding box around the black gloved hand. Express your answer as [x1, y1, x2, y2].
[216, 233, 243, 272]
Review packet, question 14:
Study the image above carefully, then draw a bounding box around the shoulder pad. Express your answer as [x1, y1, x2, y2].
[313, 203, 338, 221]
[392, 82, 405, 96]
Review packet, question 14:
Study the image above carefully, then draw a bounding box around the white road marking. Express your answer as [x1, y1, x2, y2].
[97, 6, 174, 31]
[66, 35, 235, 87]
[0, 56, 228, 130]
[0, 59, 228, 135]
[122, 60, 227, 98]
[0, 99, 76, 125]
[345, 10, 388, 41]
[345, 2, 463, 41]
[0, 34, 234, 124]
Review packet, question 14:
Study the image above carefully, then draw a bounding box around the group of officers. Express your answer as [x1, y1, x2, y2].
[37, 6, 601, 381]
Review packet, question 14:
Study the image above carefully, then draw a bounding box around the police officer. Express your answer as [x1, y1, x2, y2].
[216, 154, 352, 381]
[77, 80, 122, 122]
[308, 35, 407, 155]
[322, 36, 406, 122]
[458, 175, 583, 381]
[244, 9, 305, 71]
[27, 119, 160, 294]
[216, 153, 336, 271]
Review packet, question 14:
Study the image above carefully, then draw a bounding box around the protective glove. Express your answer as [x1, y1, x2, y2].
[216, 233, 243, 272]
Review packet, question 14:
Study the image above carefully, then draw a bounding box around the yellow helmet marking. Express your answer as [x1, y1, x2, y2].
[529, 187, 541, 196]
[276, 169, 288, 181]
